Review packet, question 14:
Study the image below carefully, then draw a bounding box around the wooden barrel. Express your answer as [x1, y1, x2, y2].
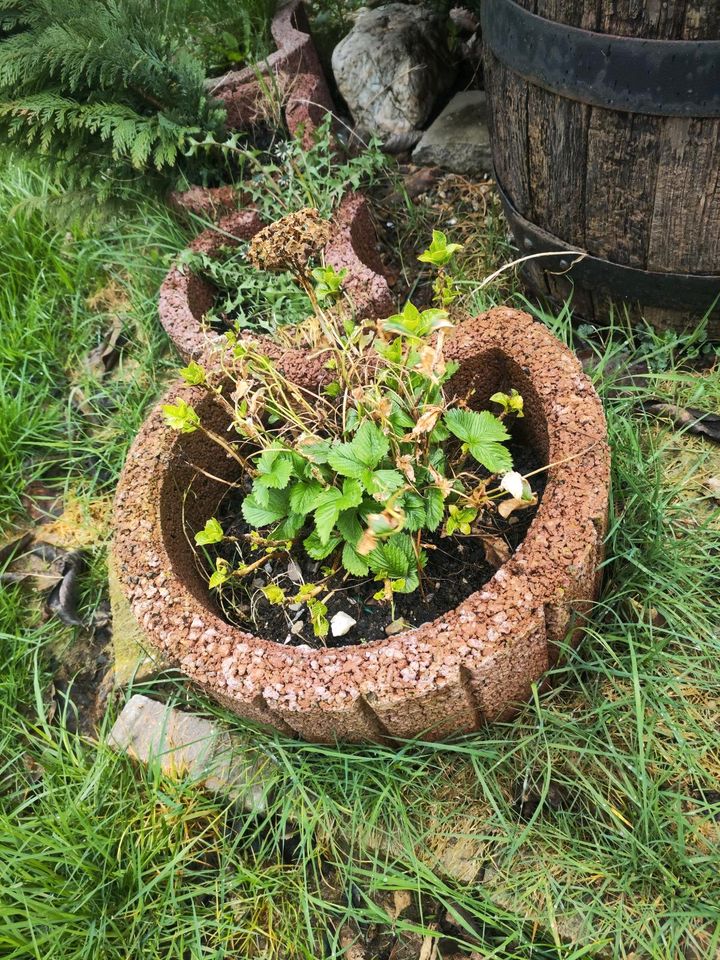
[481, 0, 720, 337]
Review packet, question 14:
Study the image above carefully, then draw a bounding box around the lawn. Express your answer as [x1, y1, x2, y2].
[1, 144, 719, 960]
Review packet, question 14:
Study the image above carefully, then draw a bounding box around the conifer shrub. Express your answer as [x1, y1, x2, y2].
[0, 0, 276, 207]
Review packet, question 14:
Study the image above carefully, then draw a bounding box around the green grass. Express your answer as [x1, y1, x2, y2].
[1, 156, 720, 959]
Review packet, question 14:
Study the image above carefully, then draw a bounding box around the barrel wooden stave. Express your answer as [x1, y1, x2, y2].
[484, 0, 720, 334]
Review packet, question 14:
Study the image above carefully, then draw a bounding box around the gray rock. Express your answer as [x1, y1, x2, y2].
[412, 90, 492, 175]
[332, 3, 456, 151]
[108, 694, 277, 813]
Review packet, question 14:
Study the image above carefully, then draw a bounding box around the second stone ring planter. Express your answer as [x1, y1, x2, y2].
[158, 192, 395, 362]
[112, 308, 610, 743]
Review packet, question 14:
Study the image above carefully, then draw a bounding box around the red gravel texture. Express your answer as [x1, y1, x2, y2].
[169, 0, 335, 219]
[112, 308, 610, 743]
[158, 192, 394, 362]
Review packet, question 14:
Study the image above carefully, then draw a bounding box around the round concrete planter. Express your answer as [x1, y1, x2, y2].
[113, 307, 610, 743]
[158, 192, 394, 362]
[169, 0, 334, 219]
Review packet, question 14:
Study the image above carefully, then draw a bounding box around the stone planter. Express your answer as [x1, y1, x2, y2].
[113, 308, 609, 742]
[169, 0, 334, 219]
[158, 192, 394, 361]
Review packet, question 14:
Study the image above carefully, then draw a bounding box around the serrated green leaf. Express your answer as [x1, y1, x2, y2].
[289, 480, 324, 516]
[367, 535, 415, 579]
[194, 517, 223, 546]
[444, 408, 510, 445]
[366, 469, 405, 499]
[336, 508, 363, 545]
[304, 529, 341, 560]
[242, 488, 290, 527]
[342, 541, 370, 576]
[425, 487, 445, 531]
[162, 398, 199, 433]
[444, 408, 513, 473]
[402, 492, 426, 532]
[315, 498, 341, 544]
[259, 458, 293, 490]
[179, 361, 205, 385]
[297, 439, 332, 463]
[274, 513, 305, 540]
[327, 421, 389, 478]
[467, 441, 513, 473]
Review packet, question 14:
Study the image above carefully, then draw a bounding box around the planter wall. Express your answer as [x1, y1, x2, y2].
[169, 0, 334, 220]
[113, 308, 610, 743]
[482, 0, 720, 337]
[158, 192, 394, 362]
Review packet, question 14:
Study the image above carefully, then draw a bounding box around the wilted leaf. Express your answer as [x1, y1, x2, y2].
[498, 494, 537, 519]
[82, 316, 125, 379]
[481, 535, 511, 568]
[643, 402, 720, 443]
[0, 532, 34, 570]
[22, 481, 64, 525]
[706, 477, 720, 502]
[46, 550, 85, 627]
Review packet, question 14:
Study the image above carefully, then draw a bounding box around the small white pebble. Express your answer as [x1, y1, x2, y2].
[330, 611, 357, 638]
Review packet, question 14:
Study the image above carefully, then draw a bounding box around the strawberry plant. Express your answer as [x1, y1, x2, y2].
[165, 211, 536, 641]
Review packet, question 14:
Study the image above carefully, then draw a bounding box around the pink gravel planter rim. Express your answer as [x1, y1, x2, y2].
[158, 192, 394, 362]
[113, 307, 610, 743]
[169, 0, 334, 218]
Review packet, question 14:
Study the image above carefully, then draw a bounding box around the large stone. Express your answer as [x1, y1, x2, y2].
[412, 90, 491, 175]
[331, 3, 456, 151]
[108, 694, 277, 813]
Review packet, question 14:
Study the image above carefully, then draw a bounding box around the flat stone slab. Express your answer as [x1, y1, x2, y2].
[108, 694, 276, 813]
[412, 90, 492, 176]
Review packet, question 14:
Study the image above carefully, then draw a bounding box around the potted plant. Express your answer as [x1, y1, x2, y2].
[113, 213, 609, 742]
[158, 125, 393, 360]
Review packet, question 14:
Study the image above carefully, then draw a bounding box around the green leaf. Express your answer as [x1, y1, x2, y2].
[194, 517, 223, 546]
[425, 487, 445, 532]
[367, 535, 415, 579]
[162, 398, 199, 433]
[296, 438, 332, 464]
[262, 585, 286, 604]
[315, 497, 342, 544]
[366, 469, 405, 500]
[382, 303, 452, 339]
[327, 421, 389, 477]
[208, 559, 230, 590]
[313, 480, 362, 543]
[242, 488, 290, 527]
[179, 361, 205, 385]
[336, 509, 363, 545]
[289, 480, 324, 516]
[274, 513, 305, 540]
[342, 541, 369, 576]
[401, 492, 426, 532]
[255, 453, 293, 491]
[444, 408, 513, 473]
[304, 529, 341, 560]
[417, 229, 464, 266]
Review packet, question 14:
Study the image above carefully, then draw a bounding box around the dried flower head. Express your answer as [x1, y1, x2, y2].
[247, 207, 333, 274]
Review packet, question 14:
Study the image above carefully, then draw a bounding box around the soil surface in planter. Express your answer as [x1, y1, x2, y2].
[203, 440, 544, 649]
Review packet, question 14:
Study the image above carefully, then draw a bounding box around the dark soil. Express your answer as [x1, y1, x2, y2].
[202, 441, 545, 649]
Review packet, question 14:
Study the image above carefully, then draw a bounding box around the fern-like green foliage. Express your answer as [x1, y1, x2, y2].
[0, 0, 271, 205]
